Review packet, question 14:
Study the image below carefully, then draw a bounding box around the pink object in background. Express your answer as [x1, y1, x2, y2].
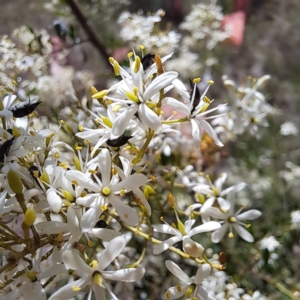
[222, 11, 246, 46]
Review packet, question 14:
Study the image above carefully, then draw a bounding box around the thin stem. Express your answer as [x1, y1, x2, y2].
[65, 0, 111, 68]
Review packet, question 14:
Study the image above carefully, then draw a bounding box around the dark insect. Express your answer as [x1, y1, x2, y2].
[189, 78, 201, 114]
[141, 53, 155, 71]
[95, 220, 108, 228]
[28, 165, 43, 189]
[9, 100, 42, 118]
[106, 134, 132, 147]
[0, 136, 15, 164]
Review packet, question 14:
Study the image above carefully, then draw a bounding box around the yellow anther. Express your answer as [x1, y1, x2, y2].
[111, 167, 117, 175]
[138, 45, 145, 50]
[54, 153, 60, 160]
[246, 223, 251, 228]
[62, 190, 74, 201]
[85, 139, 91, 145]
[90, 260, 98, 268]
[71, 180, 78, 186]
[120, 188, 125, 197]
[59, 163, 69, 169]
[168, 193, 175, 208]
[112, 104, 121, 112]
[171, 223, 176, 229]
[212, 187, 219, 197]
[60, 120, 65, 125]
[197, 194, 205, 204]
[89, 169, 97, 175]
[88, 240, 93, 247]
[150, 175, 157, 181]
[160, 216, 164, 221]
[228, 232, 234, 238]
[92, 90, 108, 99]
[75, 144, 82, 151]
[127, 52, 133, 58]
[165, 290, 171, 299]
[90, 86, 98, 94]
[193, 78, 201, 83]
[29, 131, 35, 136]
[72, 286, 81, 292]
[80, 190, 87, 197]
[78, 124, 83, 132]
[134, 56, 141, 73]
[203, 96, 211, 104]
[176, 285, 182, 292]
[101, 116, 113, 128]
[101, 204, 108, 211]
[124, 91, 139, 103]
[208, 80, 214, 85]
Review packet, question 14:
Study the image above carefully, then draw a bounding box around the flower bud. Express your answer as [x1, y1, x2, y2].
[24, 208, 36, 227]
[7, 169, 23, 194]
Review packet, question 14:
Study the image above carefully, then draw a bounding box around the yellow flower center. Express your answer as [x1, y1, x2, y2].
[102, 186, 111, 196]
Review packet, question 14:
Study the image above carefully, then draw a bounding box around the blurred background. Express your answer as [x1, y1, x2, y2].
[1, 0, 300, 299]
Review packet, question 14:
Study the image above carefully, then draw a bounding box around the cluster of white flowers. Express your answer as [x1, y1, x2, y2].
[213, 75, 277, 141]
[117, 10, 181, 54]
[180, 0, 231, 50]
[279, 161, 300, 189]
[0, 49, 267, 299]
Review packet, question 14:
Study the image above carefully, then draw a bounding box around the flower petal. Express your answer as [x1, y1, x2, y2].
[80, 206, 102, 232]
[65, 170, 100, 192]
[194, 263, 211, 284]
[188, 221, 221, 237]
[233, 223, 254, 242]
[143, 71, 178, 100]
[165, 260, 192, 284]
[153, 224, 181, 236]
[109, 195, 139, 226]
[112, 105, 138, 137]
[62, 250, 93, 275]
[112, 174, 148, 192]
[46, 189, 62, 213]
[98, 149, 111, 186]
[98, 235, 126, 270]
[90, 228, 121, 241]
[153, 236, 183, 255]
[138, 103, 161, 132]
[48, 277, 90, 300]
[237, 209, 262, 221]
[191, 118, 201, 148]
[102, 266, 145, 282]
[162, 97, 190, 116]
[199, 119, 223, 147]
[211, 223, 229, 243]
[164, 286, 187, 300]
[36, 221, 69, 234]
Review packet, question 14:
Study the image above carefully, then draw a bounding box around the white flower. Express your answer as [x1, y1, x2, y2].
[207, 191, 262, 243]
[153, 212, 221, 255]
[164, 260, 216, 300]
[164, 79, 225, 148]
[190, 173, 246, 220]
[48, 235, 145, 300]
[259, 236, 280, 252]
[280, 121, 298, 136]
[291, 210, 300, 228]
[65, 148, 148, 226]
[105, 55, 178, 137]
